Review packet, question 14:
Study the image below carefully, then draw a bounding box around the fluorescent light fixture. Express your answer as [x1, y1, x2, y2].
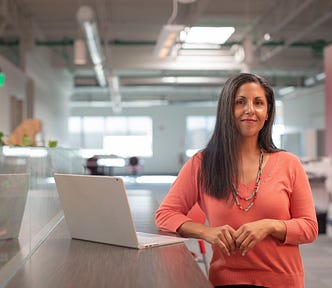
[178, 49, 232, 57]
[264, 33, 271, 41]
[83, 22, 104, 65]
[181, 43, 221, 50]
[154, 25, 185, 59]
[94, 63, 107, 87]
[162, 76, 225, 84]
[184, 27, 235, 44]
[315, 72, 325, 81]
[304, 77, 315, 86]
[122, 100, 169, 107]
[70, 100, 169, 108]
[109, 76, 122, 113]
[77, 6, 107, 87]
[161, 77, 177, 83]
[278, 86, 296, 96]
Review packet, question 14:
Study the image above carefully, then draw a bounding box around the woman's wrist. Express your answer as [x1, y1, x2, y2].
[269, 219, 286, 241]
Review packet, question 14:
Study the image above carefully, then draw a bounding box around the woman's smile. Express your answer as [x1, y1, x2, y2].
[234, 82, 268, 138]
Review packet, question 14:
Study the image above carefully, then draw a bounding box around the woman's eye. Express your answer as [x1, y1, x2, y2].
[256, 100, 265, 106]
[235, 99, 244, 105]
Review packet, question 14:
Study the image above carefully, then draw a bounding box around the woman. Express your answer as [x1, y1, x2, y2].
[155, 73, 318, 287]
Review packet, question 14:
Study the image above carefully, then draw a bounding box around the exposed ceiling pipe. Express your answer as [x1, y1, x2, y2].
[255, 0, 314, 51]
[260, 8, 332, 62]
[238, 1, 279, 42]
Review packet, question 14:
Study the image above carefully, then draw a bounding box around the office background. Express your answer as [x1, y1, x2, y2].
[0, 0, 330, 175]
[0, 1, 332, 287]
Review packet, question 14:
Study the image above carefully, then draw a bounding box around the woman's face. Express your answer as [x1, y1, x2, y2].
[233, 82, 268, 139]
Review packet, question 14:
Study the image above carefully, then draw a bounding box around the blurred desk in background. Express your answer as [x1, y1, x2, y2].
[85, 155, 126, 176]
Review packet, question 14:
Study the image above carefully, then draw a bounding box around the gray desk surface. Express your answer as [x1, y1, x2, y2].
[5, 189, 213, 288]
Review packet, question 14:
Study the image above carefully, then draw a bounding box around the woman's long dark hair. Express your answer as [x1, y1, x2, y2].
[200, 73, 281, 199]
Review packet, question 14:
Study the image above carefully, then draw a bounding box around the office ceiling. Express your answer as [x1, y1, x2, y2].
[1, 0, 332, 106]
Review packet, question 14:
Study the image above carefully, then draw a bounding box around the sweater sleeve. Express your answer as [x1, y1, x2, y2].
[155, 154, 202, 233]
[283, 154, 318, 245]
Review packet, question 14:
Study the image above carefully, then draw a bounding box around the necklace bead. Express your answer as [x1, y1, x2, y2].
[232, 148, 264, 212]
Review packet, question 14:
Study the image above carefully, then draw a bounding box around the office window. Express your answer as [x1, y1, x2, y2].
[103, 116, 152, 157]
[68, 116, 152, 158]
[68, 116, 83, 148]
[185, 116, 215, 157]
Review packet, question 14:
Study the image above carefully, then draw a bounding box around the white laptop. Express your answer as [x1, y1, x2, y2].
[0, 173, 29, 240]
[54, 173, 186, 249]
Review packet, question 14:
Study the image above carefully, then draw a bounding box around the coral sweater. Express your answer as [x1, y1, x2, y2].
[155, 151, 318, 288]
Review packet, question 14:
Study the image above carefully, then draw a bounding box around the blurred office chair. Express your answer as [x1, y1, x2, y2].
[187, 203, 209, 275]
[128, 156, 141, 176]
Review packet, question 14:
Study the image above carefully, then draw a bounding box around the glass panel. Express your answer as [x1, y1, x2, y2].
[0, 147, 84, 285]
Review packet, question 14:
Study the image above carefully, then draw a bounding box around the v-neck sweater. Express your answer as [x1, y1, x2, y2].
[155, 151, 318, 287]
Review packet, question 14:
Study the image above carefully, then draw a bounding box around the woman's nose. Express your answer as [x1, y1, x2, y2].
[245, 101, 254, 113]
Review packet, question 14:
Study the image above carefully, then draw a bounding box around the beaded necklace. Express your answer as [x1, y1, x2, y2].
[232, 148, 264, 212]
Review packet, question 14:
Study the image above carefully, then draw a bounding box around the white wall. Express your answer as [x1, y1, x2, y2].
[281, 84, 325, 158]
[0, 55, 27, 134]
[282, 85, 325, 131]
[25, 47, 72, 146]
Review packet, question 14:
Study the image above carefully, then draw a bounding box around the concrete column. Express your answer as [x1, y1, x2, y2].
[324, 45, 332, 157]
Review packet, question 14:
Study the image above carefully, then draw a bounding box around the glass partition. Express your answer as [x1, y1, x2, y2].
[0, 147, 84, 286]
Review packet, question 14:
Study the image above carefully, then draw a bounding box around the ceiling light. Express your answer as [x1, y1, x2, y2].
[264, 33, 271, 41]
[154, 25, 185, 59]
[304, 77, 315, 86]
[109, 76, 122, 113]
[315, 72, 325, 81]
[83, 21, 104, 65]
[94, 64, 107, 87]
[70, 100, 169, 108]
[77, 6, 107, 87]
[278, 86, 295, 96]
[184, 27, 235, 44]
[181, 43, 221, 50]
